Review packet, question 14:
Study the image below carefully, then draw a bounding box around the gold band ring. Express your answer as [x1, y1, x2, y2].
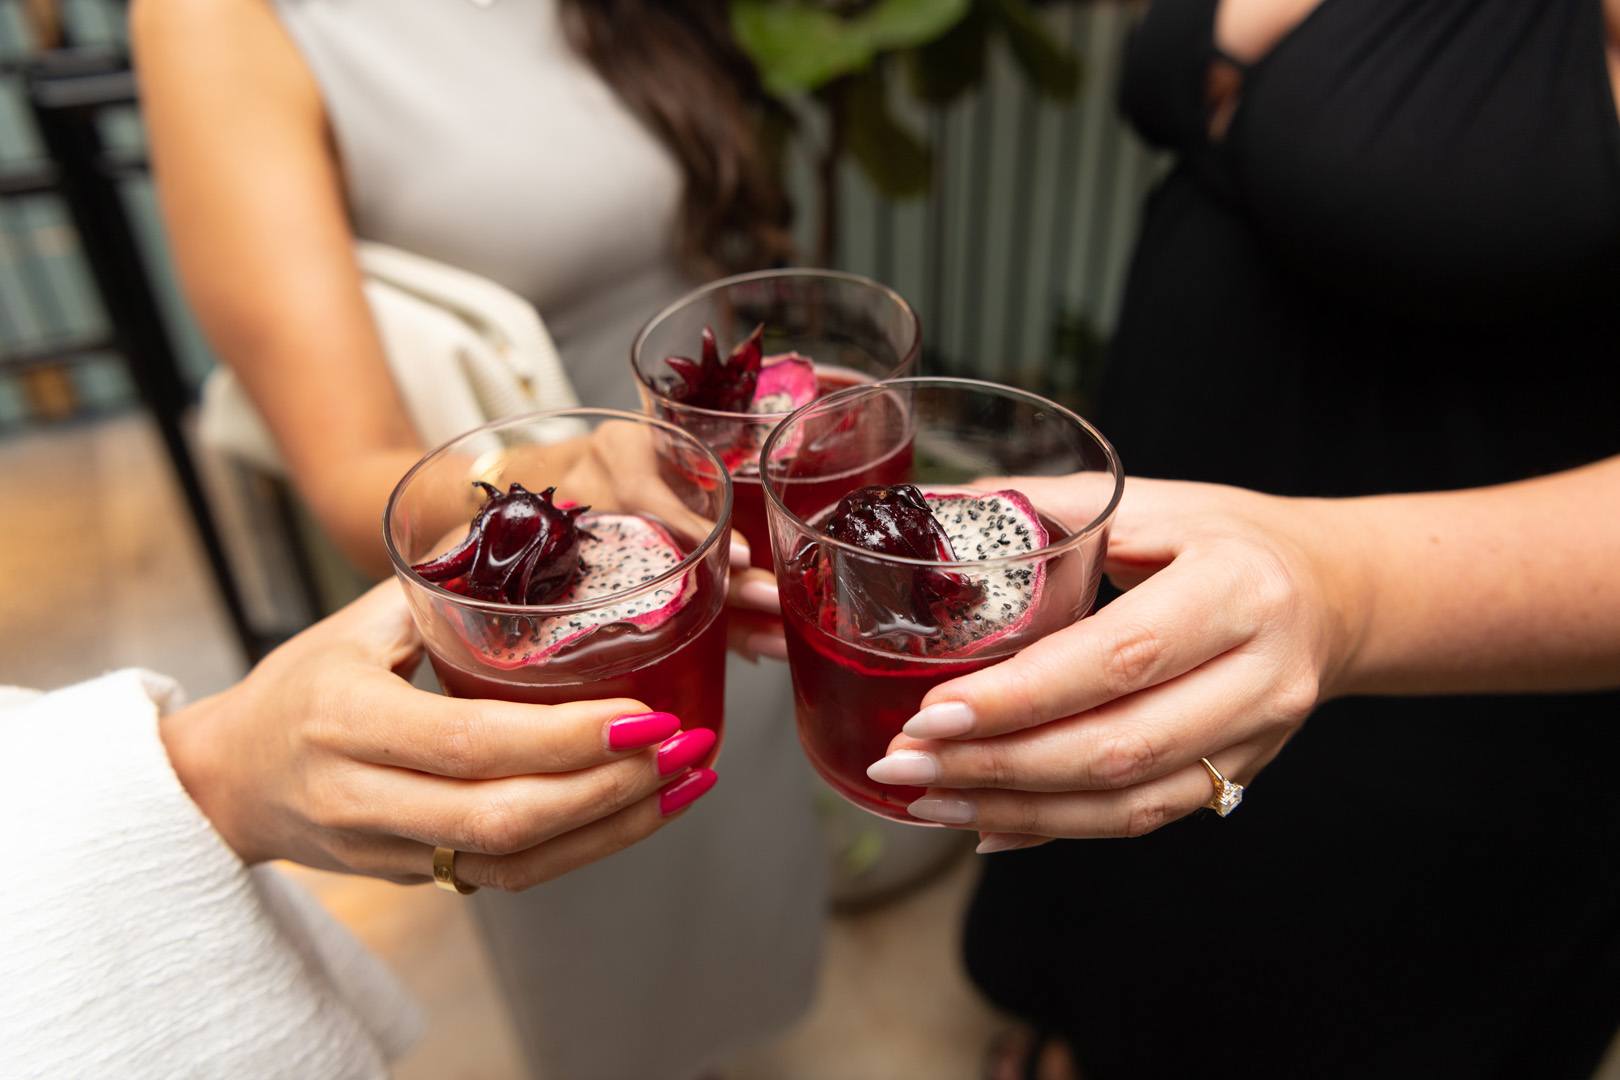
[1200, 757, 1244, 818]
[432, 846, 478, 894]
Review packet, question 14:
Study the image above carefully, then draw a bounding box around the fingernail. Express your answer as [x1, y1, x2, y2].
[657, 727, 717, 776]
[976, 832, 1039, 855]
[866, 749, 939, 786]
[746, 630, 789, 661]
[660, 768, 718, 816]
[907, 795, 976, 825]
[903, 701, 976, 739]
[737, 578, 782, 614]
[607, 711, 681, 751]
[730, 536, 752, 569]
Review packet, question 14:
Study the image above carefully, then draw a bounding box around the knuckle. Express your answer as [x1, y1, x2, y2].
[1121, 792, 1172, 838]
[1090, 730, 1157, 789]
[436, 708, 494, 777]
[994, 798, 1044, 838]
[1241, 544, 1300, 622]
[482, 857, 532, 893]
[1274, 668, 1320, 725]
[971, 742, 1016, 789]
[1102, 624, 1164, 697]
[306, 773, 368, 832]
[462, 798, 530, 856]
[588, 763, 637, 810]
[298, 679, 358, 754]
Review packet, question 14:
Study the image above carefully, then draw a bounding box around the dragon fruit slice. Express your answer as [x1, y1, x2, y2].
[922, 490, 1048, 656]
[750, 352, 816, 415]
[448, 513, 696, 670]
[806, 485, 1048, 658]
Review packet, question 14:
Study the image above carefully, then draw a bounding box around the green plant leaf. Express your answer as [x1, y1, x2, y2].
[906, 1, 991, 104]
[990, 0, 1081, 99]
[859, 0, 972, 50]
[731, 0, 972, 96]
[731, 2, 878, 95]
[840, 65, 933, 198]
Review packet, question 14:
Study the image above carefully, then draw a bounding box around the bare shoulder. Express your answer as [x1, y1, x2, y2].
[130, 0, 319, 114]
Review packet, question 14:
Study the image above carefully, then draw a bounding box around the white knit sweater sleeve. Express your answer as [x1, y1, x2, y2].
[0, 670, 423, 1079]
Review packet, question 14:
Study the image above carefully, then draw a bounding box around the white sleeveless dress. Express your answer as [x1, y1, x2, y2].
[271, 3, 824, 1077]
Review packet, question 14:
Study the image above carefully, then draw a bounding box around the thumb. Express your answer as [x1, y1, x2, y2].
[318, 578, 424, 669]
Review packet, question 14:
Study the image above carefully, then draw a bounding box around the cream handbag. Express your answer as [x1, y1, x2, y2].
[199, 242, 583, 472]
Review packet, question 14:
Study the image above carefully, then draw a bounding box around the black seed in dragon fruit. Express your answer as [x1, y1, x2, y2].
[808, 484, 1048, 657]
[413, 483, 695, 668]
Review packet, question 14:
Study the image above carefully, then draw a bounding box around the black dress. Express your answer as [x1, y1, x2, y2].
[963, 1, 1620, 1076]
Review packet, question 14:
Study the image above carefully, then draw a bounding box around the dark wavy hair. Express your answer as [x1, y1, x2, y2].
[560, 0, 795, 276]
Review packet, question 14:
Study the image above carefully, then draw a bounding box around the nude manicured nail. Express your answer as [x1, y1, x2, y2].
[747, 630, 789, 661]
[659, 768, 718, 816]
[737, 578, 781, 614]
[657, 728, 717, 776]
[903, 701, 976, 739]
[730, 536, 752, 569]
[607, 711, 681, 751]
[866, 749, 939, 786]
[907, 795, 976, 825]
[976, 833, 1039, 855]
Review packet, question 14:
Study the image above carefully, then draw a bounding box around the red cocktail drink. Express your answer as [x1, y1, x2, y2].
[386, 411, 733, 755]
[725, 369, 914, 567]
[781, 503, 1074, 819]
[631, 270, 921, 570]
[428, 538, 727, 755]
[763, 380, 1123, 825]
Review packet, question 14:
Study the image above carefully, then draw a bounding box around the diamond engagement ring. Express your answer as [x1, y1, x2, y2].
[1200, 757, 1244, 817]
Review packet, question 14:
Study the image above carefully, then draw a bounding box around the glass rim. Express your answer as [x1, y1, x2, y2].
[759, 376, 1125, 569]
[628, 267, 924, 421]
[383, 407, 734, 616]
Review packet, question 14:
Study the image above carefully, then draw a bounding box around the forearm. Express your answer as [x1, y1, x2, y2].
[1325, 455, 1620, 697]
[299, 447, 430, 578]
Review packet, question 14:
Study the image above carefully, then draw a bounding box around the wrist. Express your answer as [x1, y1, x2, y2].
[1292, 495, 1381, 702]
[159, 690, 265, 864]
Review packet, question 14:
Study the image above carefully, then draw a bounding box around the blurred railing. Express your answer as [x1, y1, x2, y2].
[796, 2, 1160, 410]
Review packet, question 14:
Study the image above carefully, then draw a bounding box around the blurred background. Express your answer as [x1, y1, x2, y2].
[0, 4, 1161, 1075]
[0, 0, 1161, 661]
[4, 3, 1620, 1078]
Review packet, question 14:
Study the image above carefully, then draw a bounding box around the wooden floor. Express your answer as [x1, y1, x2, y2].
[5, 412, 1618, 1080]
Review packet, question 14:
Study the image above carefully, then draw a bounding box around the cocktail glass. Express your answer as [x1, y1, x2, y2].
[630, 269, 921, 570]
[762, 378, 1123, 823]
[385, 409, 732, 754]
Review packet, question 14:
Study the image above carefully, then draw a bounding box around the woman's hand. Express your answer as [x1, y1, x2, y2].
[160, 582, 718, 889]
[546, 420, 786, 660]
[869, 475, 1368, 849]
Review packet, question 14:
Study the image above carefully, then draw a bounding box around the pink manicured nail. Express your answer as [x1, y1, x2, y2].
[976, 833, 1041, 855]
[867, 749, 939, 786]
[657, 728, 717, 776]
[607, 711, 681, 751]
[907, 795, 976, 825]
[730, 536, 752, 569]
[903, 701, 976, 739]
[660, 768, 718, 816]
